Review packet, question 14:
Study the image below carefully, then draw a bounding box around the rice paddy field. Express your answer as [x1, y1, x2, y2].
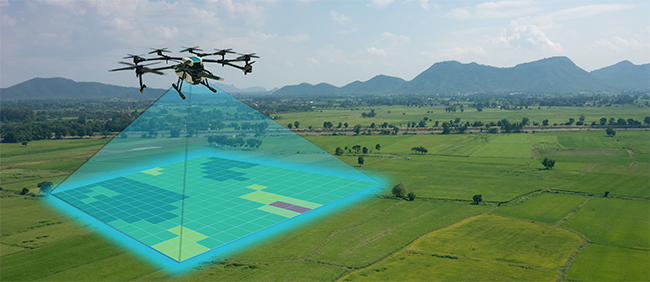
[1, 105, 649, 281]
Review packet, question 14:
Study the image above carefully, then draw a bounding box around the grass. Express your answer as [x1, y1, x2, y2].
[352, 155, 565, 202]
[1, 119, 648, 281]
[409, 214, 582, 269]
[562, 198, 649, 249]
[566, 244, 650, 281]
[556, 173, 649, 198]
[492, 193, 587, 224]
[279, 105, 650, 129]
[340, 251, 557, 281]
[302, 200, 490, 268]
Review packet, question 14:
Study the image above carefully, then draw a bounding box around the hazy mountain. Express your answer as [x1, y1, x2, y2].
[212, 82, 268, 93]
[340, 75, 406, 94]
[0, 77, 167, 100]
[0, 77, 273, 101]
[272, 82, 340, 97]
[399, 56, 613, 94]
[590, 60, 650, 90]
[273, 56, 635, 97]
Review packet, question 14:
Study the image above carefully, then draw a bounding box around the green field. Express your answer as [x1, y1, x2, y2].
[1, 108, 649, 281]
[492, 193, 588, 224]
[341, 251, 557, 281]
[409, 214, 582, 269]
[562, 198, 649, 249]
[566, 244, 650, 281]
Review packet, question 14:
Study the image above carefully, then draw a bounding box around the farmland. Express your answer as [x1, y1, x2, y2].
[1, 103, 649, 281]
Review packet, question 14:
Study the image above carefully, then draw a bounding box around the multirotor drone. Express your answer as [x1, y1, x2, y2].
[109, 47, 258, 99]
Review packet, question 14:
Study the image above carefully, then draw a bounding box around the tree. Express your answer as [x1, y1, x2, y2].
[170, 127, 181, 138]
[521, 117, 529, 126]
[606, 127, 616, 137]
[344, 122, 348, 128]
[357, 156, 364, 166]
[542, 119, 549, 126]
[287, 123, 293, 129]
[375, 143, 381, 151]
[352, 145, 361, 154]
[472, 194, 482, 205]
[323, 121, 333, 129]
[353, 124, 362, 134]
[335, 146, 344, 156]
[392, 182, 408, 198]
[294, 121, 300, 128]
[362, 147, 368, 154]
[407, 192, 416, 201]
[644, 116, 650, 125]
[600, 117, 607, 125]
[20, 187, 30, 195]
[37, 181, 54, 195]
[411, 146, 428, 154]
[21, 141, 29, 146]
[541, 157, 556, 170]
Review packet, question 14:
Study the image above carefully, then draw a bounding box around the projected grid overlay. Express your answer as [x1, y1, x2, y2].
[54, 156, 377, 262]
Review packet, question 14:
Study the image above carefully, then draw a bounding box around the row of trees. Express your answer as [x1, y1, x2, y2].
[207, 135, 263, 148]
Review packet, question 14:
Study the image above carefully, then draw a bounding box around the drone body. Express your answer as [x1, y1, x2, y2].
[109, 47, 258, 99]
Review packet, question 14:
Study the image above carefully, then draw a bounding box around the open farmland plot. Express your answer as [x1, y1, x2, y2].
[363, 156, 565, 202]
[304, 134, 493, 157]
[566, 244, 650, 282]
[341, 251, 557, 282]
[492, 193, 588, 224]
[470, 134, 532, 158]
[409, 214, 582, 269]
[614, 130, 650, 154]
[551, 131, 619, 149]
[556, 173, 649, 198]
[302, 200, 490, 268]
[539, 148, 632, 166]
[562, 198, 649, 249]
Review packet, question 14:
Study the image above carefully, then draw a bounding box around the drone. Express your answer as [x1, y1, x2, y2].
[109, 47, 258, 99]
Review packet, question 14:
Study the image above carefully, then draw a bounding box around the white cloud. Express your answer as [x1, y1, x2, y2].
[536, 4, 635, 23]
[305, 57, 320, 65]
[492, 20, 564, 53]
[336, 28, 358, 35]
[368, 0, 393, 9]
[330, 11, 349, 25]
[367, 47, 387, 57]
[2, 14, 16, 26]
[286, 33, 310, 43]
[445, 0, 540, 20]
[596, 37, 642, 52]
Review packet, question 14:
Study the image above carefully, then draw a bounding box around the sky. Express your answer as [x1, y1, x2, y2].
[1, 0, 649, 91]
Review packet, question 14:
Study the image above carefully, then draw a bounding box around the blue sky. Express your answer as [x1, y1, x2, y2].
[1, 0, 648, 91]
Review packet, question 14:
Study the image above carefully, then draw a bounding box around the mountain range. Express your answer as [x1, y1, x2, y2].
[1, 57, 648, 100]
[0, 78, 272, 101]
[273, 56, 649, 96]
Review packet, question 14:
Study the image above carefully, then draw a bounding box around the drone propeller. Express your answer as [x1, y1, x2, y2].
[236, 53, 260, 62]
[109, 62, 164, 75]
[180, 46, 202, 53]
[149, 48, 171, 55]
[214, 48, 235, 55]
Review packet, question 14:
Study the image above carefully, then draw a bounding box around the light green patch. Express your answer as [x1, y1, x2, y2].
[179, 242, 211, 261]
[240, 190, 286, 204]
[246, 184, 267, 190]
[150, 237, 180, 260]
[141, 167, 163, 176]
[258, 205, 300, 218]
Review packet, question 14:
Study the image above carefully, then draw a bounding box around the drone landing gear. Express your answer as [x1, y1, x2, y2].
[172, 76, 186, 100]
[138, 75, 147, 93]
[201, 80, 217, 93]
